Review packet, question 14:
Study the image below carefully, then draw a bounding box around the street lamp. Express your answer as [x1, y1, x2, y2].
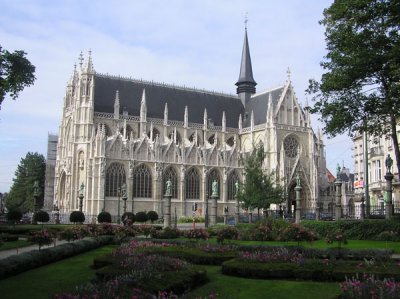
[121, 183, 127, 214]
[79, 183, 85, 212]
[33, 180, 39, 212]
[32, 180, 39, 224]
[117, 185, 121, 224]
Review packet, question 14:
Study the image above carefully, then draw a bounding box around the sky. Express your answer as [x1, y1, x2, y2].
[0, 0, 353, 193]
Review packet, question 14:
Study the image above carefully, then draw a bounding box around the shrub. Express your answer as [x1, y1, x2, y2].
[58, 226, 88, 242]
[33, 210, 50, 223]
[326, 229, 348, 249]
[279, 223, 317, 245]
[28, 229, 54, 250]
[184, 228, 209, 241]
[339, 274, 400, 299]
[97, 211, 112, 223]
[7, 209, 22, 224]
[147, 211, 158, 223]
[135, 211, 148, 223]
[376, 230, 400, 242]
[152, 227, 181, 239]
[216, 226, 239, 244]
[70, 211, 85, 224]
[122, 212, 135, 225]
[136, 224, 156, 237]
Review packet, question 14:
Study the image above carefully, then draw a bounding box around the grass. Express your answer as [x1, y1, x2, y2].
[183, 265, 341, 299]
[221, 239, 400, 253]
[0, 245, 116, 299]
[0, 240, 32, 251]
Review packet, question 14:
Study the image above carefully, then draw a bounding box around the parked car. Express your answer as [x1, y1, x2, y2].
[301, 213, 316, 220]
[320, 213, 334, 221]
[20, 214, 32, 224]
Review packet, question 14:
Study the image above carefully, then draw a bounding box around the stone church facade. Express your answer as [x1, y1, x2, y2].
[50, 29, 327, 218]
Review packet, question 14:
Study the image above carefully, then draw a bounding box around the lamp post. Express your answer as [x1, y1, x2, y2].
[117, 186, 121, 224]
[295, 173, 302, 224]
[234, 181, 240, 225]
[164, 179, 172, 228]
[79, 183, 85, 212]
[121, 183, 127, 215]
[32, 180, 39, 224]
[384, 154, 394, 219]
[205, 193, 209, 228]
[223, 205, 228, 225]
[210, 180, 218, 226]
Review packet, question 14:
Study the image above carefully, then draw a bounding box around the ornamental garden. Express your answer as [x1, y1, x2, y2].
[0, 212, 400, 299]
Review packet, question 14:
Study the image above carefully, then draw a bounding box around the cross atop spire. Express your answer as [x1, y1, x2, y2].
[286, 67, 291, 81]
[244, 12, 248, 30]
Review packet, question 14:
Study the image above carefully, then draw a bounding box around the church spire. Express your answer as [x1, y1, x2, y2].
[236, 20, 257, 107]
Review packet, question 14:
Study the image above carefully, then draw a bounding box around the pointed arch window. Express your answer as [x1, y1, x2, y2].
[163, 167, 178, 198]
[185, 168, 200, 199]
[207, 168, 220, 199]
[133, 164, 152, 198]
[105, 163, 126, 197]
[227, 171, 239, 201]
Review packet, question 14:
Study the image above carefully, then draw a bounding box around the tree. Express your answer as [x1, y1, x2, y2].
[307, 0, 400, 177]
[97, 211, 112, 223]
[135, 211, 148, 223]
[237, 144, 285, 217]
[147, 211, 158, 223]
[70, 211, 85, 224]
[0, 46, 36, 109]
[5, 152, 46, 212]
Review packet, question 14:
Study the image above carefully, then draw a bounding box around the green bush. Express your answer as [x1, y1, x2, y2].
[121, 212, 135, 225]
[216, 226, 240, 244]
[147, 211, 158, 223]
[7, 209, 22, 224]
[301, 219, 400, 240]
[70, 211, 85, 224]
[97, 211, 112, 223]
[33, 210, 50, 223]
[152, 227, 181, 239]
[278, 223, 317, 245]
[135, 211, 148, 223]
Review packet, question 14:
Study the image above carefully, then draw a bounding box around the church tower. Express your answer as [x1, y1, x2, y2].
[235, 24, 257, 107]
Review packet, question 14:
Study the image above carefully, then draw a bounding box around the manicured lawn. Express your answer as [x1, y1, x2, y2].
[0, 240, 32, 251]
[0, 245, 116, 299]
[224, 239, 400, 253]
[184, 265, 341, 299]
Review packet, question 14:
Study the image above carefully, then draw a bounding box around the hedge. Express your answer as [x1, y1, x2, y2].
[221, 258, 400, 281]
[0, 236, 114, 279]
[301, 219, 400, 240]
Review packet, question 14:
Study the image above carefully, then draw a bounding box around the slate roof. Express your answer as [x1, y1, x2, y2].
[243, 86, 285, 127]
[93, 74, 244, 128]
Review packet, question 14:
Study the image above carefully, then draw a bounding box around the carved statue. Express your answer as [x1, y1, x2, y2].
[295, 173, 301, 187]
[33, 181, 39, 196]
[336, 163, 341, 178]
[385, 154, 393, 174]
[234, 181, 239, 196]
[165, 179, 172, 197]
[211, 180, 218, 197]
[79, 182, 85, 195]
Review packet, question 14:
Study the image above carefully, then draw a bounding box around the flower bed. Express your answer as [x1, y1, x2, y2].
[221, 249, 400, 282]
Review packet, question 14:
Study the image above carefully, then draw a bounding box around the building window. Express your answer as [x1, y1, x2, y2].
[105, 163, 126, 197]
[185, 167, 200, 199]
[133, 164, 152, 198]
[163, 167, 178, 199]
[227, 171, 239, 201]
[283, 136, 299, 158]
[207, 168, 220, 199]
[377, 160, 382, 181]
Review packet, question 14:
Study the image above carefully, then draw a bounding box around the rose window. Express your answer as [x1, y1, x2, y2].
[284, 137, 299, 158]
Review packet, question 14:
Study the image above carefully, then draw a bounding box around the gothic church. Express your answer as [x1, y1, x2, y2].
[50, 28, 327, 218]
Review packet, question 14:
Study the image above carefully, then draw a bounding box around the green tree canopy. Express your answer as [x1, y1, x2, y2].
[237, 144, 285, 214]
[0, 46, 36, 109]
[5, 152, 46, 212]
[308, 0, 400, 176]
